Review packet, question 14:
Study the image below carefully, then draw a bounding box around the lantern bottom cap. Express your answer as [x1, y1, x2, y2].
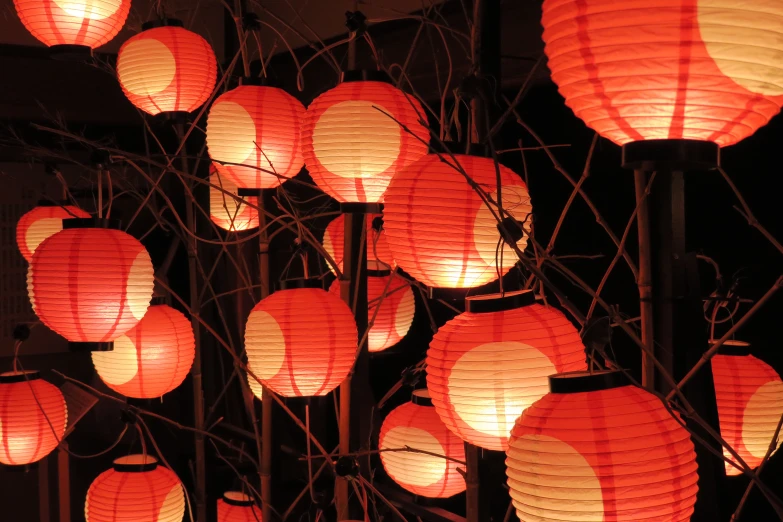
[465, 289, 535, 313]
[49, 45, 93, 62]
[0, 370, 41, 383]
[340, 202, 383, 214]
[411, 388, 433, 406]
[621, 139, 719, 171]
[549, 370, 631, 394]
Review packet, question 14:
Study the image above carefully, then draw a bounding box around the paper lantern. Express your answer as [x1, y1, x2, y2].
[207, 84, 305, 189]
[13, 0, 130, 51]
[217, 491, 262, 522]
[384, 153, 532, 289]
[117, 21, 217, 116]
[16, 203, 89, 262]
[379, 390, 466, 498]
[711, 340, 783, 476]
[541, 0, 783, 147]
[29, 219, 155, 342]
[322, 214, 394, 274]
[85, 455, 185, 522]
[91, 304, 195, 399]
[246, 369, 264, 401]
[302, 73, 430, 203]
[506, 371, 699, 522]
[244, 281, 357, 397]
[0, 371, 67, 466]
[209, 165, 259, 232]
[427, 291, 586, 451]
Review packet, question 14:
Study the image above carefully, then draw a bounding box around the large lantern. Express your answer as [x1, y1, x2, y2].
[207, 83, 305, 189]
[427, 291, 586, 451]
[91, 304, 195, 399]
[301, 71, 430, 204]
[29, 219, 155, 343]
[217, 491, 262, 522]
[711, 340, 783, 476]
[244, 281, 357, 397]
[209, 165, 259, 232]
[379, 390, 466, 498]
[16, 202, 89, 262]
[506, 371, 699, 521]
[541, 0, 783, 147]
[384, 153, 532, 289]
[85, 455, 185, 522]
[117, 20, 217, 116]
[0, 371, 67, 466]
[322, 214, 394, 274]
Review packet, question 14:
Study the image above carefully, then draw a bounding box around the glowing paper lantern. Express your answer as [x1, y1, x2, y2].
[246, 369, 264, 401]
[217, 491, 262, 522]
[209, 165, 259, 232]
[16, 203, 89, 262]
[322, 214, 394, 274]
[711, 340, 783, 476]
[207, 84, 305, 189]
[379, 390, 466, 498]
[506, 371, 699, 521]
[427, 291, 586, 451]
[91, 304, 195, 399]
[384, 153, 532, 289]
[541, 0, 783, 147]
[85, 455, 185, 522]
[244, 281, 357, 397]
[0, 371, 67, 466]
[302, 72, 430, 203]
[117, 21, 217, 116]
[29, 219, 154, 342]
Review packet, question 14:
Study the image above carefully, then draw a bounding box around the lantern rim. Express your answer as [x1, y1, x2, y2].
[49, 45, 93, 62]
[238, 76, 277, 88]
[621, 139, 720, 171]
[62, 218, 121, 230]
[222, 491, 255, 506]
[68, 341, 113, 352]
[710, 339, 752, 356]
[340, 202, 383, 214]
[0, 370, 41, 384]
[549, 370, 631, 394]
[112, 454, 159, 472]
[142, 18, 185, 31]
[34, 199, 70, 208]
[278, 278, 325, 291]
[465, 289, 535, 314]
[411, 388, 433, 406]
[367, 260, 392, 277]
[340, 70, 392, 84]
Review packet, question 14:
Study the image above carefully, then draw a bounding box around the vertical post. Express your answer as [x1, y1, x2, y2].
[633, 169, 655, 389]
[58, 445, 70, 522]
[258, 195, 273, 522]
[39, 454, 50, 522]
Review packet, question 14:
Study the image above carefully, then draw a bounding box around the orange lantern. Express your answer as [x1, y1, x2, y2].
[0, 371, 67, 466]
[244, 280, 357, 397]
[207, 83, 305, 189]
[301, 71, 430, 204]
[379, 389, 466, 498]
[91, 304, 195, 399]
[427, 291, 586, 451]
[209, 164, 259, 232]
[541, 0, 783, 147]
[29, 219, 154, 343]
[506, 371, 699, 521]
[711, 340, 783, 476]
[384, 153, 532, 289]
[116, 20, 217, 116]
[85, 455, 185, 522]
[16, 202, 89, 262]
[322, 214, 394, 274]
[217, 491, 262, 522]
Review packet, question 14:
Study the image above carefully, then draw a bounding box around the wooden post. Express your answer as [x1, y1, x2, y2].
[258, 195, 273, 522]
[634, 169, 655, 389]
[57, 444, 70, 522]
[39, 454, 50, 522]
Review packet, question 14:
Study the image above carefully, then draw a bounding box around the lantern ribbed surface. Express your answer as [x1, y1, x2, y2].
[384, 154, 532, 289]
[16, 204, 90, 262]
[92, 304, 195, 399]
[207, 85, 305, 189]
[322, 214, 394, 274]
[302, 80, 430, 203]
[217, 492, 262, 522]
[541, 0, 783, 147]
[506, 372, 699, 522]
[13, 0, 130, 49]
[29, 226, 155, 342]
[379, 390, 466, 498]
[244, 287, 357, 397]
[427, 298, 586, 451]
[117, 25, 217, 115]
[246, 370, 263, 401]
[0, 372, 67, 466]
[210, 165, 259, 232]
[85, 455, 185, 522]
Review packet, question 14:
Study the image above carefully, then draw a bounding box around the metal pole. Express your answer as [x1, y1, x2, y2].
[633, 169, 655, 389]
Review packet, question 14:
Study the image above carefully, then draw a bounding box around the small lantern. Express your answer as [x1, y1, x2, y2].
[217, 491, 262, 522]
[16, 203, 89, 262]
[322, 214, 394, 274]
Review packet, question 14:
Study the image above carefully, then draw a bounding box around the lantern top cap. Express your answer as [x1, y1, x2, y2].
[710, 339, 751, 356]
[411, 388, 433, 406]
[549, 370, 631, 394]
[0, 370, 41, 384]
[367, 260, 392, 277]
[62, 218, 122, 230]
[278, 278, 325, 291]
[222, 491, 255, 506]
[465, 289, 535, 314]
[141, 18, 185, 31]
[340, 69, 392, 84]
[113, 454, 159, 472]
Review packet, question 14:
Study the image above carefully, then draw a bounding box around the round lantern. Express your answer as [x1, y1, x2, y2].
[116, 20, 217, 116]
[0, 371, 67, 466]
[207, 84, 305, 189]
[217, 491, 262, 522]
[384, 153, 532, 289]
[322, 214, 394, 274]
[16, 202, 90, 262]
[29, 219, 155, 343]
[13, 0, 130, 53]
[427, 291, 587, 451]
[301, 71, 430, 203]
[85, 455, 185, 522]
[541, 0, 783, 147]
[91, 304, 195, 399]
[506, 371, 699, 522]
[210, 164, 259, 232]
[711, 340, 783, 476]
[379, 389, 466, 498]
[244, 280, 357, 397]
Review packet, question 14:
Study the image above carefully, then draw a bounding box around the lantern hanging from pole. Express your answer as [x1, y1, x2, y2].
[0, 371, 67, 466]
[217, 491, 262, 522]
[541, 0, 783, 147]
[85, 455, 185, 522]
[301, 71, 430, 204]
[322, 213, 394, 274]
[16, 203, 90, 262]
[384, 153, 532, 289]
[427, 290, 586, 451]
[506, 371, 699, 522]
[116, 20, 217, 116]
[209, 164, 260, 232]
[379, 389, 466, 498]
